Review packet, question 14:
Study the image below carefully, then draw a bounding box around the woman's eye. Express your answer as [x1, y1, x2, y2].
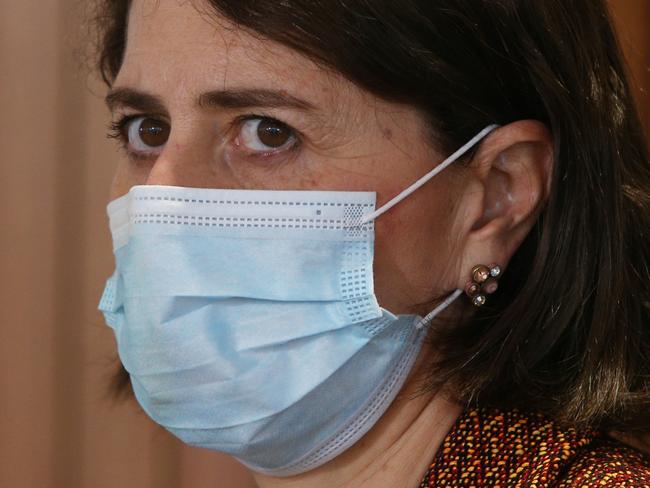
[124, 116, 170, 155]
[237, 117, 297, 153]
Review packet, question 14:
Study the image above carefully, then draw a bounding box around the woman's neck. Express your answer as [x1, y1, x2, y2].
[252, 342, 462, 488]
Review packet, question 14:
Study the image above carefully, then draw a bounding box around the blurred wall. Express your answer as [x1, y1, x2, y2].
[611, 0, 650, 137]
[0, 1, 647, 487]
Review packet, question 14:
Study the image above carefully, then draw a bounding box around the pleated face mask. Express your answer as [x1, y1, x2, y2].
[98, 124, 498, 476]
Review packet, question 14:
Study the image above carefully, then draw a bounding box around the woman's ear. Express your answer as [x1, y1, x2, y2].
[453, 120, 554, 289]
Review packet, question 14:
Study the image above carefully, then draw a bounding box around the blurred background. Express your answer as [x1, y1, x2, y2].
[0, 1, 648, 487]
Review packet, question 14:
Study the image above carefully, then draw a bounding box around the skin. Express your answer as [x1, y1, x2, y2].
[107, 0, 554, 486]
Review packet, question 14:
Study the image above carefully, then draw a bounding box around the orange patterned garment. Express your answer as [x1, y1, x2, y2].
[419, 408, 650, 487]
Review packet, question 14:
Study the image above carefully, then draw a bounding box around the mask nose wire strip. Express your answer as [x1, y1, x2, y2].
[414, 288, 464, 330]
[350, 124, 500, 227]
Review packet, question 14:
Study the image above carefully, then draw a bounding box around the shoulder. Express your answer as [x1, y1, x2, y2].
[555, 437, 650, 487]
[420, 407, 650, 487]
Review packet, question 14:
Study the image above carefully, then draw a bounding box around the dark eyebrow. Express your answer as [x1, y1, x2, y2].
[105, 87, 315, 113]
[105, 88, 167, 113]
[197, 89, 315, 111]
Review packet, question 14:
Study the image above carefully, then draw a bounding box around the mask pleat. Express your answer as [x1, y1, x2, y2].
[127, 320, 378, 429]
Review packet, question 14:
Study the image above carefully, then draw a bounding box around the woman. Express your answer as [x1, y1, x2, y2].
[94, 0, 650, 486]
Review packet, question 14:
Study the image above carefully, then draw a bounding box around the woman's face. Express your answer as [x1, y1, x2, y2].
[108, 0, 471, 315]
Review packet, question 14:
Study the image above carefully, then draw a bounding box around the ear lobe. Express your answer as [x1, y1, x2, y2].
[458, 120, 553, 281]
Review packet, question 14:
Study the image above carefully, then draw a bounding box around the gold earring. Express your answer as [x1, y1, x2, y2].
[464, 263, 501, 306]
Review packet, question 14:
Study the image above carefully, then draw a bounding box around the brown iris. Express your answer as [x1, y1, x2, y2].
[257, 119, 292, 148]
[138, 118, 170, 147]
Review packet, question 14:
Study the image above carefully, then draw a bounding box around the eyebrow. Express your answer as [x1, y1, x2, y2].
[105, 88, 166, 113]
[198, 89, 315, 111]
[105, 87, 316, 113]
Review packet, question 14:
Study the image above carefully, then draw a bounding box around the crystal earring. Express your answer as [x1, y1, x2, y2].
[464, 263, 501, 307]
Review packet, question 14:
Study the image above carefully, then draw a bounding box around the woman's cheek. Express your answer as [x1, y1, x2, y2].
[109, 160, 149, 199]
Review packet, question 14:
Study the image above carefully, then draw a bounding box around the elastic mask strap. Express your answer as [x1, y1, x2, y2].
[414, 289, 463, 330]
[355, 124, 500, 225]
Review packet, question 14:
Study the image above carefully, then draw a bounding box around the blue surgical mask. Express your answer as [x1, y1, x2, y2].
[98, 124, 498, 476]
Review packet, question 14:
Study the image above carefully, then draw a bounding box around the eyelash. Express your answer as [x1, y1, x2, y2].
[106, 113, 301, 161]
[106, 114, 154, 161]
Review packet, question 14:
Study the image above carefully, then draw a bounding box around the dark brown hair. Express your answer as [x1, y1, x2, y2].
[94, 0, 650, 434]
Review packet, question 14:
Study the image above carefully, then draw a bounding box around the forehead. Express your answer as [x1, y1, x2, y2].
[117, 0, 350, 107]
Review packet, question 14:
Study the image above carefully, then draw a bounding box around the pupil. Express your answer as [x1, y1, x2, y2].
[257, 119, 290, 148]
[139, 118, 169, 147]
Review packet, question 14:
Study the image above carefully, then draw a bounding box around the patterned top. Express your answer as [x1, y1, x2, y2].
[419, 407, 650, 487]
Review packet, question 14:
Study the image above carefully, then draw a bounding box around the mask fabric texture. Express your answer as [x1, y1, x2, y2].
[98, 124, 498, 476]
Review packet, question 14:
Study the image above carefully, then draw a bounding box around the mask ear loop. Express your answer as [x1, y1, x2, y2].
[414, 289, 464, 330]
[346, 124, 500, 227]
[342, 124, 500, 328]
